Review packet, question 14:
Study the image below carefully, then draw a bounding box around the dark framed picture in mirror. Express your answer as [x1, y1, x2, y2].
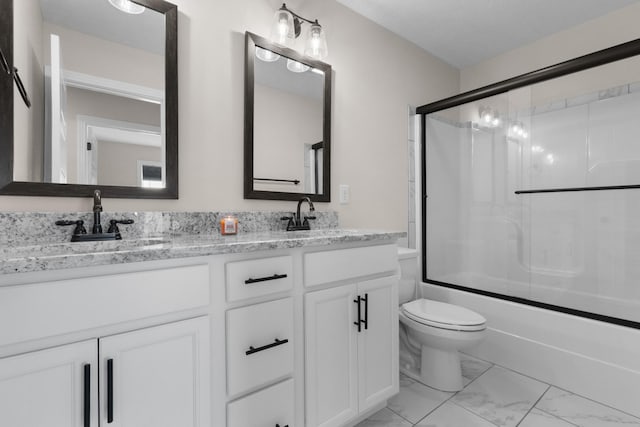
[0, 0, 178, 198]
[244, 31, 332, 202]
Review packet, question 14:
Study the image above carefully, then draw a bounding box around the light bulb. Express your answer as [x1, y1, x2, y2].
[304, 22, 328, 60]
[286, 59, 310, 73]
[109, 0, 145, 14]
[256, 47, 280, 62]
[270, 9, 294, 46]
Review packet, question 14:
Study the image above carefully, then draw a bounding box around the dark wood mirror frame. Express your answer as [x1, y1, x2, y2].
[0, 0, 178, 199]
[244, 31, 331, 202]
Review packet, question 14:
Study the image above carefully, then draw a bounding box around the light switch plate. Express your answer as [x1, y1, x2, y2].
[339, 185, 350, 204]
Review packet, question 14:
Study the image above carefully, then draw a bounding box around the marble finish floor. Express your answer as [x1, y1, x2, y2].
[357, 354, 640, 427]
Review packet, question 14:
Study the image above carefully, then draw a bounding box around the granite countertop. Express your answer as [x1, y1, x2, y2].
[0, 229, 405, 275]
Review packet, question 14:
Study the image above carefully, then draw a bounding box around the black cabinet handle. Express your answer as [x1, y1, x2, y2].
[107, 359, 114, 423]
[275, 424, 289, 427]
[353, 296, 362, 332]
[245, 338, 289, 355]
[363, 293, 369, 330]
[244, 274, 287, 284]
[83, 364, 90, 427]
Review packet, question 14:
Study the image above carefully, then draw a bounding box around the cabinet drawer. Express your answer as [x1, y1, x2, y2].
[304, 244, 398, 287]
[0, 264, 210, 347]
[227, 378, 294, 427]
[226, 298, 293, 396]
[226, 256, 293, 302]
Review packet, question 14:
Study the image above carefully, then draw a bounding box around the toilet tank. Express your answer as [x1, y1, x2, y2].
[397, 247, 418, 304]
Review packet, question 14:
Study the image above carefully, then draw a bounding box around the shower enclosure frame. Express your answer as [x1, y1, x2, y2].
[417, 37, 640, 330]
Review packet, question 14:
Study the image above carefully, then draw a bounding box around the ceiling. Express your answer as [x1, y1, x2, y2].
[336, 0, 640, 68]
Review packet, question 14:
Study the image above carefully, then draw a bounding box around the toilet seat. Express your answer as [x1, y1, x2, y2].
[401, 299, 486, 332]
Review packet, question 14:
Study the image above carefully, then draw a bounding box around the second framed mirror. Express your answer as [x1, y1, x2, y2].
[244, 31, 331, 202]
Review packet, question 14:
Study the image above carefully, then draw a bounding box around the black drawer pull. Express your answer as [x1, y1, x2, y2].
[83, 364, 91, 427]
[353, 296, 362, 332]
[107, 358, 114, 423]
[245, 274, 288, 284]
[275, 424, 289, 427]
[246, 338, 289, 355]
[362, 293, 369, 330]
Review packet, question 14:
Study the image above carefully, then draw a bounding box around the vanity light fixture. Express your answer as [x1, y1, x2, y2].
[108, 0, 145, 15]
[270, 3, 328, 60]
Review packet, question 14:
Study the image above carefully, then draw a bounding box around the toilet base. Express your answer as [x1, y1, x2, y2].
[420, 345, 463, 392]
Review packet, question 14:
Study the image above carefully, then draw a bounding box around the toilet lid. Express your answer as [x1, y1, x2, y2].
[402, 299, 486, 331]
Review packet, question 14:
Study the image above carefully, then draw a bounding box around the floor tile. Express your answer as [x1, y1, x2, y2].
[355, 408, 412, 427]
[460, 353, 493, 386]
[536, 387, 640, 427]
[519, 408, 577, 427]
[387, 374, 453, 423]
[414, 401, 496, 427]
[452, 365, 549, 427]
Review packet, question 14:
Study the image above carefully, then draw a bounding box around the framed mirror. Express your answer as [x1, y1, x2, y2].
[0, 0, 178, 198]
[244, 31, 331, 202]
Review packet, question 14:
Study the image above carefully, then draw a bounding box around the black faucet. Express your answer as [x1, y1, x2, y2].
[281, 197, 317, 231]
[92, 189, 103, 234]
[55, 189, 134, 242]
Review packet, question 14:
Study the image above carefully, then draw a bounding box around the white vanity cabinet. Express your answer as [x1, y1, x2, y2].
[0, 317, 209, 427]
[0, 340, 98, 427]
[223, 255, 296, 427]
[0, 261, 211, 427]
[0, 233, 401, 427]
[99, 316, 210, 427]
[303, 245, 399, 427]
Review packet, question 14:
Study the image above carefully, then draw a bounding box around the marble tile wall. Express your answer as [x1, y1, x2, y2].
[0, 210, 339, 246]
[407, 106, 418, 249]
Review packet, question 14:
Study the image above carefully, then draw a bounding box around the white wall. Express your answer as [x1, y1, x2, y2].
[13, 0, 45, 182]
[1, 0, 459, 232]
[461, 2, 640, 92]
[253, 83, 322, 193]
[42, 22, 164, 90]
[65, 87, 161, 184]
[421, 3, 640, 417]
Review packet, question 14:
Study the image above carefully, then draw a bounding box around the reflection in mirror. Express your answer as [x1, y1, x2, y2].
[245, 32, 331, 202]
[2, 0, 177, 198]
[254, 51, 323, 194]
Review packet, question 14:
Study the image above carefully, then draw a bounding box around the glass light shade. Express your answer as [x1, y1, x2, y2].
[304, 23, 328, 60]
[108, 0, 145, 14]
[255, 47, 280, 62]
[270, 9, 295, 46]
[286, 58, 310, 73]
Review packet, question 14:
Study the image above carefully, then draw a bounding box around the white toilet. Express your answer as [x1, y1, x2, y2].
[397, 247, 486, 392]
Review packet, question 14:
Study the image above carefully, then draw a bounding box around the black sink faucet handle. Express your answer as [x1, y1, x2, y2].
[303, 216, 317, 226]
[280, 215, 295, 231]
[55, 219, 87, 235]
[107, 219, 135, 234]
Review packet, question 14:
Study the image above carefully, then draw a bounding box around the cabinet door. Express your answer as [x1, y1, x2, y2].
[357, 276, 399, 412]
[0, 340, 98, 427]
[99, 316, 210, 427]
[305, 284, 358, 427]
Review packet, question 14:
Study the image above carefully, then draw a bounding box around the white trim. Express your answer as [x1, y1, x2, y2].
[77, 115, 162, 186]
[63, 69, 163, 104]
